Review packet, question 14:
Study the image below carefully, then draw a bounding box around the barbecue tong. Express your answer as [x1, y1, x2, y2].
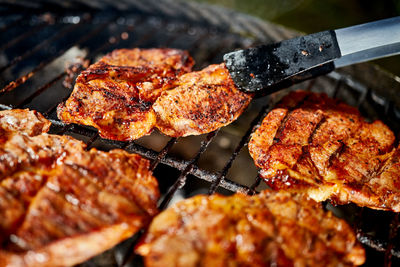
[224, 16, 400, 94]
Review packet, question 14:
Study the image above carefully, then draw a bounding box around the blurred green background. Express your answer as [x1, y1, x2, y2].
[192, 0, 400, 76]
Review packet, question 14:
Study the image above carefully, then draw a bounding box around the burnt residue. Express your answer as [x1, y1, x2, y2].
[224, 30, 341, 93]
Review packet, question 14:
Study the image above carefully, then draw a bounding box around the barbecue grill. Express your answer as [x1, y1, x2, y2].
[1, 0, 400, 266]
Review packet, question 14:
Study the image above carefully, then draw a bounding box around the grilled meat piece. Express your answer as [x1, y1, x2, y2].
[137, 191, 365, 267]
[153, 63, 252, 136]
[58, 49, 252, 140]
[0, 109, 159, 267]
[57, 48, 194, 141]
[0, 109, 50, 137]
[249, 90, 400, 211]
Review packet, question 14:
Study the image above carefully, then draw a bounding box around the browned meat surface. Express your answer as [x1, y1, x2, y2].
[154, 63, 252, 137]
[0, 109, 50, 137]
[57, 48, 194, 141]
[58, 49, 252, 140]
[248, 90, 400, 211]
[0, 109, 159, 267]
[137, 190, 365, 267]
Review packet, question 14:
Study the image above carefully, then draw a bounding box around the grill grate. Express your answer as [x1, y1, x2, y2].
[1, 1, 400, 266]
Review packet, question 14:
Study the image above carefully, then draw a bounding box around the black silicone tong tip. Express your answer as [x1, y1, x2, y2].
[223, 30, 341, 94]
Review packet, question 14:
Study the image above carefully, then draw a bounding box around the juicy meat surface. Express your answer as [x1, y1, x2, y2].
[153, 63, 252, 137]
[57, 48, 194, 141]
[137, 190, 365, 267]
[58, 48, 252, 140]
[0, 109, 160, 267]
[0, 109, 50, 137]
[248, 90, 400, 211]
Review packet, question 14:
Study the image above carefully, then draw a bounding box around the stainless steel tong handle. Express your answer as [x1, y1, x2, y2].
[334, 17, 400, 67]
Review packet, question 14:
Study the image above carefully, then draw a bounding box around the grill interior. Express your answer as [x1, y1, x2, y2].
[1, 1, 400, 266]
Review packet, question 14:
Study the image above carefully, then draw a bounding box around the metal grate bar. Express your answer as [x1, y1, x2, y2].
[12, 18, 119, 111]
[149, 137, 177, 171]
[14, 72, 66, 108]
[44, 95, 71, 117]
[0, 22, 48, 52]
[357, 88, 369, 108]
[249, 173, 263, 193]
[332, 78, 343, 99]
[85, 134, 100, 150]
[53, 123, 72, 135]
[158, 130, 219, 210]
[208, 102, 271, 194]
[327, 71, 368, 95]
[0, 13, 117, 94]
[41, 64, 83, 116]
[357, 232, 400, 257]
[60, 123, 249, 192]
[219, 176, 252, 193]
[0, 21, 85, 74]
[125, 140, 219, 182]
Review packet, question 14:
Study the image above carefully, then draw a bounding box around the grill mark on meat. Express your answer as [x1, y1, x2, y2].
[250, 91, 400, 211]
[1, 158, 151, 249]
[153, 63, 252, 137]
[1, 174, 50, 245]
[294, 146, 324, 183]
[79, 63, 157, 83]
[126, 98, 153, 112]
[1, 109, 160, 265]
[137, 191, 365, 266]
[308, 115, 326, 144]
[327, 140, 345, 168]
[273, 94, 310, 144]
[65, 163, 148, 216]
[291, 111, 326, 181]
[373, 147, 400, 181]
[102, 89, 126, 101]
[264, 94, 315, 173]
[273, 115, 289, 144]
[306, 115, 327, 180]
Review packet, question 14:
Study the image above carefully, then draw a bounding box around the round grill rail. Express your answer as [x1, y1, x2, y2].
[1, 1, 400, 266]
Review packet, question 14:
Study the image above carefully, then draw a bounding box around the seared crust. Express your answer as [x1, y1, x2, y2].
[58, 49, 252, 140]
[153, 63, 252, 137]
[137, 191, 365, 267]
[0, 109, 160, 267]
[57, 48, 194, 141]
[249, 91, 400, 211]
